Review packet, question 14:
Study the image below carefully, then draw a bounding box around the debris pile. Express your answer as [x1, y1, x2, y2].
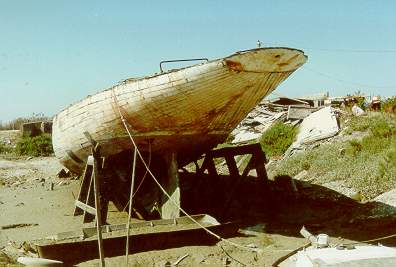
[230, 96, 325, 144]
[228, 91, 376, 155]
[231, 102, 287, 143]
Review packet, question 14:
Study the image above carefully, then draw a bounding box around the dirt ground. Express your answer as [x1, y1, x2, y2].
[1, 154, 396, 266]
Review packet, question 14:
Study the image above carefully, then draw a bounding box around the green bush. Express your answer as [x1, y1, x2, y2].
[15, 134, 53, 157]
[260, 122, 297, 158]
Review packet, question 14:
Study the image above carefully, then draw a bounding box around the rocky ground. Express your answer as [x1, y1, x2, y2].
[1, 130, 396, 266]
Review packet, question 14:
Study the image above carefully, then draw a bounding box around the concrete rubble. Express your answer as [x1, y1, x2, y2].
[230, 95, 336, 145]
[372, 189, 396, 216]
[231, 102, 287, 143]
[285, 106, 340, 156]
[213, 92, 371, 149]
[230, 98, 315, 144]
[294, 106, 339, 145]
[352, 104, 365, 116]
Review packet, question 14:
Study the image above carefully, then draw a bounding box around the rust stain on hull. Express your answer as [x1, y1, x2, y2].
[224, 60, 244, 72]
[52, 47, 308, 173]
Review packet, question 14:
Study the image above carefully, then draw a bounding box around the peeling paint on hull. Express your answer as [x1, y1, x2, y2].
[52, 47, 307, 173]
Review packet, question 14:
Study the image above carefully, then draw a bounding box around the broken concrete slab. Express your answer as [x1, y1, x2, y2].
[231, 105, 287, 144]
[284, 107, 339, 157]
[295, 106, 339, 145]
[352, 104, 365, 116]
[232, 131, 261, 143]
[371, 189, 396, 216]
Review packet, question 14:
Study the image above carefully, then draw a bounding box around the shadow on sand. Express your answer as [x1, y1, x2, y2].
[179, 171, 396, 247]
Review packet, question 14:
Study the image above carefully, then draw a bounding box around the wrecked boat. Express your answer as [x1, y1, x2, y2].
[52, 47, 307, 173]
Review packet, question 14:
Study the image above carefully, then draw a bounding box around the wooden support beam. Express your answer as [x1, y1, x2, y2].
[75, 200, 96, 216]
[83, 131, 105, 267]
[197, 156, 218, 176]
[160, 152, 181, 219]
[73, 163, 92, 216]
[92, 155, 105, 267]
[195, 143, 269, 218]
[225, 155, 239, 177]
[83, 171, 96, 223]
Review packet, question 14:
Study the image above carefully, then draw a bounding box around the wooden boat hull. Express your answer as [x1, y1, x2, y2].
[52, 48, 307, 173]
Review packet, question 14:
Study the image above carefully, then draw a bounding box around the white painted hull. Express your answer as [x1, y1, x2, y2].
[52, 48, 307, 173]
[279, 245, 396, 267]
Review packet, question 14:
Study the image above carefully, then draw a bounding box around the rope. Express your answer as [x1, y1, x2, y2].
[342, 233, 396, 246]
[132, 140, 151, 198]
[121, 140, 152, 213]
[219, 244, 247, 266]
[271, 242, 311, 267]
[125, 147, 137, 266]
[111, 88, 260, 253]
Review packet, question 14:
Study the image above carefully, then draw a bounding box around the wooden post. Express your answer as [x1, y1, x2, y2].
[73, 163, 91, 216]
[83, 131, 105, 267]
[160, 152, 181, 219]
[125, 147, 137, 266]
[92, 149, 105, 267]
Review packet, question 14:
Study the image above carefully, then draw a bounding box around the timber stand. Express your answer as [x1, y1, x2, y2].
[73, 131, 106, 266]
[49, 142, 269, 264]
[73, 142, 269, 222]
[73, 132, 109, 224]
[192, 143, 269, 219]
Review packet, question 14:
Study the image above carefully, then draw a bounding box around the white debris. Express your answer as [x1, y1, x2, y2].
[371, 189, 396, 215]
[282, 245, 396, 267]
[230, 103, 287, 144]
[295, 107, 339, 145]
[351, 104, 365, 116]
[284, 107, 339, 157]
[232, 131, 261, 143]
[374, 189, 396, 207]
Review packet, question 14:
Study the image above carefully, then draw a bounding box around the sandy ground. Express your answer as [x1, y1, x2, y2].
[1, 154, 396, 266]
[0, 157, 81, 245]
[0, 156, 307, 266]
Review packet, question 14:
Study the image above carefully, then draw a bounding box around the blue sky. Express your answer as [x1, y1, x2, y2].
[1, 1, 395, 122]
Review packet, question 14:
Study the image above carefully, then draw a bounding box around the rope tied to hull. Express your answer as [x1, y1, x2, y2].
[110, 88, 260, 257]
